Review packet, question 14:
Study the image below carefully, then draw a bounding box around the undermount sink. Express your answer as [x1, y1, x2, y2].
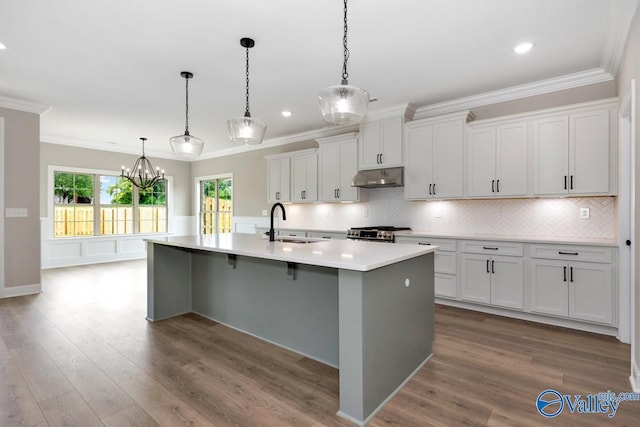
[275, 237, 322, 244]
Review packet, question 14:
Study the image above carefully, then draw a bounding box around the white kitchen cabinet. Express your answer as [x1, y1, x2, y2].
[533, 107, 611, 196]
[395, 236, 457, 298]
[459, 241, 524, 310]
[529, 244, 614, 324]
[291, 150, 318, 203]
[266, 156, 290, 203]
[359, 116, 403, 169]
[404, 111, 472, 200]
[317, 133, 365, 202]
[467, 122, 527, 197]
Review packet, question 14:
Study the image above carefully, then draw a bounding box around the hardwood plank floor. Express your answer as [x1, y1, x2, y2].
[0, 259, 638, 426]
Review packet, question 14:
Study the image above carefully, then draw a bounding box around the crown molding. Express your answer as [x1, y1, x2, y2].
[413, 68, 613, 120]
[601, 0, 640, 76]
[40, 134, 182, 161]
[0, 94, 51, 115]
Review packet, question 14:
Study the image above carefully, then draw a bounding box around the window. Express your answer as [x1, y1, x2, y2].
[53, 170, 168, 238]
[200, 176, 232, 234]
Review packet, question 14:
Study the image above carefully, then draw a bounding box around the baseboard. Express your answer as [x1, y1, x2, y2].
[435, 298, 618, 337]
[0, 283, 41, 298]
[631, 360, 640, 393]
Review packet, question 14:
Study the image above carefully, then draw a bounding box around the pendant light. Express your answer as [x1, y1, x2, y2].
[170, 71, 204, 157]
[318, 0, 369, 125]
[121, 137, 165, 190]
[227, 37, 267, 145]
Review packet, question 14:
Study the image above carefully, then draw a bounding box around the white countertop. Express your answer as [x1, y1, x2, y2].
[395, 231, 618, 247]
[146, 233, 436, 272]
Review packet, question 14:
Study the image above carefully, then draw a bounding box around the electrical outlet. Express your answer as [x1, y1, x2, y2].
[580, 207, 590, 219]
[261, 209, 268, 216]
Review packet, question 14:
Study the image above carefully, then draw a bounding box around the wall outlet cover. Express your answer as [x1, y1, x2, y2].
[261, 209, 268, 216]
[6, 208, 28, 217]
[580, 207, 590, 219]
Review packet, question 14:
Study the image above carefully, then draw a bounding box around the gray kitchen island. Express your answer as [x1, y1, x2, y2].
[145, 233, 435, 426]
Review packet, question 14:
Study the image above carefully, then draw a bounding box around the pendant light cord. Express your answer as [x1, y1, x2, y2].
[184, 77, 190, 134]
[141, 137, 146, 157]
[245, 46, 251, 117]
[342, 0, 350, 84]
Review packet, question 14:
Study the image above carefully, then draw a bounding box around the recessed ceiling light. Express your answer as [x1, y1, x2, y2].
[281, 110, 292, 118]
[0, 42, 6, 50]
[514, 42, 534, 54]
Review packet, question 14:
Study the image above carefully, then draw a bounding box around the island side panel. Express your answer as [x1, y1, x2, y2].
[146, 242, 193, 321]
[190, 250, 340, 366]
[338, 253, 434, 424]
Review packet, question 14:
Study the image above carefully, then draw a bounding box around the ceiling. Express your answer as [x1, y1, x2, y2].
[0, 0, 636, 160]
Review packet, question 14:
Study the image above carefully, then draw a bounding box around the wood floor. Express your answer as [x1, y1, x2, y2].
[1, 260, 638, 426]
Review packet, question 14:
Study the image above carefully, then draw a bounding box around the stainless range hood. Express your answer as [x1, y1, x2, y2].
[351, 167, 404, 188]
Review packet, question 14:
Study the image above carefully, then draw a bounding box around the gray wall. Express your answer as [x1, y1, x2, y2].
[616, 4, 640, 385]
[191, 140, 317, 217]
[40, 143, 192, 217]
[1, 107, 40, 287]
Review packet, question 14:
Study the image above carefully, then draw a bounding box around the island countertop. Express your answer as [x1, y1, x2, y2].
[145, 233, 436, 272]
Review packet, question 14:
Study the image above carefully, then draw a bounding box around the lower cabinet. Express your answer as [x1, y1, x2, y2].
[395, 236, 457, 299]
[307, 231, 347, 240]
[459, 241, 524, 310]
[529, 244, 614, 325]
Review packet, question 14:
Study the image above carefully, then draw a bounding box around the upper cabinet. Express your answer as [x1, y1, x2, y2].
[266, 156, 291, 203]
[467, 121, 527, 197]
[532, 102, 616, 196]
[290, 150, 318, 203]
[317, 133, 366, 202]
[359, 116, 404, 169]
[404, 111, 473, 200]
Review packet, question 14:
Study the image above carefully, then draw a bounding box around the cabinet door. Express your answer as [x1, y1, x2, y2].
[338, 138, 360, 201]
[380, 116, 403, 166]
[569, 261, 613, 324]
[496, 123, 527, 196]
[432, 121, 464, 198]
[268, 158, 290, 202]
[318, 144, 340, 201]
[532, 116, 569, 195]
[304, 155, 318, 201]
[291, 156, 308, 202]
[459, 253, 491, 304]
[404, 125, 433, 199]
[490, 255, 524, 310]
[569, 109, 610, 194]
[530, 259, 568, 316]
[359, 121, 381, 169]
[467, 127, 496, 197]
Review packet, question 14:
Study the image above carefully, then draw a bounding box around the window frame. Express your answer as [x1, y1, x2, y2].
[48, 165, 172, 239]
[195, 173, 233, 235]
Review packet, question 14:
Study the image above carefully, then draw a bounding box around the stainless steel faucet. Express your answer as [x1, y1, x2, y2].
[269, 203, 286, 241]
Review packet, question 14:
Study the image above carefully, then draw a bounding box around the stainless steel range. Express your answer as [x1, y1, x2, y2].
[346, 226, 411, 243]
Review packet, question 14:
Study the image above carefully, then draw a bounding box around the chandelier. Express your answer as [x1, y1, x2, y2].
[170, 71, 204, 157]
[121, 137, 165, 190]
[227, 37, 267, 145]
[318, 0, 369, 125]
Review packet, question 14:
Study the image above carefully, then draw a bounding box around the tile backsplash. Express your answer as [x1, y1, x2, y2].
[281, 187, 616, 239]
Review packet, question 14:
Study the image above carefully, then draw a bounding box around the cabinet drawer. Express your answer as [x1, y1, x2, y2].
[529, 244, 612, 263]
[435, 252, 456, 274]
[307, 231, 347, 240]
[395, 237, 456, 252]
[280, 230, 306, 237]
[459, 240, 524, 256]
[435, 273, 457, 298]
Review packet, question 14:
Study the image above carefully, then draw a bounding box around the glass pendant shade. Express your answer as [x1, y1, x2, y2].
[227, 114, 267, 146]
[169, 132, 204, 157]
[319, 83, 369, 125]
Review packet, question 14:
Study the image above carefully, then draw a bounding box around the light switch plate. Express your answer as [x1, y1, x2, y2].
[6, 208, 28, 217]
[579, 207, 590, 219]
